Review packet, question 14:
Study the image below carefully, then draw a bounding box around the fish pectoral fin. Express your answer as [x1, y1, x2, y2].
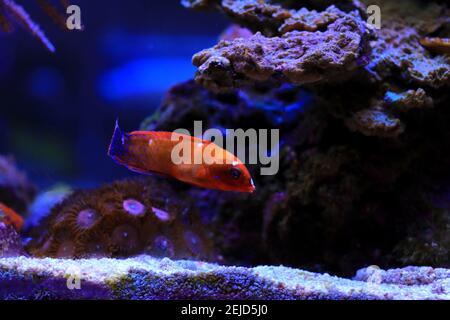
[126, 164, 174, 180]
[125, 165, 151, 175]
[193, 165, 209, 178]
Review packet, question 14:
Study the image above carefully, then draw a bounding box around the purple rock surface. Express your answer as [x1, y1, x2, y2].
[0, 256, 448, 300]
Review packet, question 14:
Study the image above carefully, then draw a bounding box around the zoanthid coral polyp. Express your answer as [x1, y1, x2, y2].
[26, 178, 216, 260]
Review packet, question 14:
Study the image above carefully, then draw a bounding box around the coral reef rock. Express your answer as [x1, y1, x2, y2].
[354, 265, 450, 288]
[0, 222, 25, 257]
[146, 0, 449, 276]
[141, 79, 308, 266]
[192, 5, 370, 91]
[0, 256, 448, 300]
[183, 1, 366, 35]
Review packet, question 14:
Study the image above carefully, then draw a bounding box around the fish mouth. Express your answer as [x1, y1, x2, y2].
[243, 185, 256, 193]
[246, 178, 256, 193]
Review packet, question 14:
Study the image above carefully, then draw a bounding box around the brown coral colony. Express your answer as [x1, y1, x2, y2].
[27, 179, 215, 261]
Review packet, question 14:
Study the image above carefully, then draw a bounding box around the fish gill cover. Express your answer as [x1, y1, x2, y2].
[0, 0, 450, 300]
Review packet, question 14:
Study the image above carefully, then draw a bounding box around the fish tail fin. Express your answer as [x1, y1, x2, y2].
[108, 119, 129, 159]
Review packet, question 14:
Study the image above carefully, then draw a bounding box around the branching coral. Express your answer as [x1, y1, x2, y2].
[26, 178, 217, 261]
[0, 0, 70, 52]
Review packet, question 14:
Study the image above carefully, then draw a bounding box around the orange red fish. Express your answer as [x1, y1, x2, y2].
[108, 121, 255, 193]
[0, 203, 24, 231]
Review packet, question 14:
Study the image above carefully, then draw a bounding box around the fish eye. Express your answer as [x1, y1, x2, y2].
[229, 167, 241, 180]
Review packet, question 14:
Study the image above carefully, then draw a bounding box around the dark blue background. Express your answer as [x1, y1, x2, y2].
[0, 0, 227, 188]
